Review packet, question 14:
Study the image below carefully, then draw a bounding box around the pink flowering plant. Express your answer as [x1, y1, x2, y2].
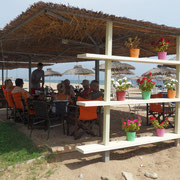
[150, 116, 169, 129]
[122, 116, 142, 132]
[137, 72, 155, 91]
[151, 37, 170, 52]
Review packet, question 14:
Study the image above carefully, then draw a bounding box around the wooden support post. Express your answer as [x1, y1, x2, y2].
[175, 36, 180, 146]
[95, 46, 100, 82]
[102, 21, 113, 162]
[28, 57, 32, 92]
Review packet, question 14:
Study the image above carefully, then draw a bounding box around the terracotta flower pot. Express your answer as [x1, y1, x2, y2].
[129, 49, 140, 58]
[167, 90, 176, 98]
[158, 52, 167, 60]
[116, 91, 126, 101]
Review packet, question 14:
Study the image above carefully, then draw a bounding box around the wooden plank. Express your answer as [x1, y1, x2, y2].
[77, 98, 180, 107]
[76, 133, 180, 154]
[77, 53, 180, 65]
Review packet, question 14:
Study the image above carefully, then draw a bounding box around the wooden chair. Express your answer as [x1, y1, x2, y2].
[147, 93, 175, 127]
[67, 96, 103, 139]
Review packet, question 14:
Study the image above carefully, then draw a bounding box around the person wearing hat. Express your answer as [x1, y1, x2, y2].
[80, 79, 90, 98]
[30, 63, 44, 95]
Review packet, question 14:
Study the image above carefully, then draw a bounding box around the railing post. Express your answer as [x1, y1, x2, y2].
[102, 21, 113, 162]
[28, 57, 32, 92]
[175, 36, 180, 146]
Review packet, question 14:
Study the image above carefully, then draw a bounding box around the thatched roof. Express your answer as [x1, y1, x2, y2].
[0, 2, 180, 64]
[0, 61, 52, 69]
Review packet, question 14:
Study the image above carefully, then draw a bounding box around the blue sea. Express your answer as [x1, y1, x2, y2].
[43, 79, 164, 87]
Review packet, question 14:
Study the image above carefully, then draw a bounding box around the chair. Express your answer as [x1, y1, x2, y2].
[67, 96, 103, 139]
[147, 93, 175, 127]
[12, 92, 27, 123]
[32, 100, 66, 139]
[2, 87, 15, 120]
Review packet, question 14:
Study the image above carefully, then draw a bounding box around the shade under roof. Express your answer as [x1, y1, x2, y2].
[0, 1, 180, 64]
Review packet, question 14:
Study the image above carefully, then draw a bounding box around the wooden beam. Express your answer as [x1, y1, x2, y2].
[45, 10, 74, 24]
[1, 50, 55, 57]
[61, 38, 94, 47]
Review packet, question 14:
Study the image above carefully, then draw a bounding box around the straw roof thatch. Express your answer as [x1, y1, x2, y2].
[0, 61, 52, 69]
[0, 2, 180, 64]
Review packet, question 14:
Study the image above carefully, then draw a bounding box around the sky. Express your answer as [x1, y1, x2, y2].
[0, 0, 179, 82]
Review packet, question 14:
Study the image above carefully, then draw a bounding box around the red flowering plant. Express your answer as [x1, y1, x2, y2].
[150, 116, 169, 129]
[137, 72, 155, 91]
[151, 37, 170, 52]
[122, 116, 142, 132]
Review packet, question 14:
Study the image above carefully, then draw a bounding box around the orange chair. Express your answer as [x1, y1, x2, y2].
[67, 96, 103, 139]
[147, 93, 175, 126]
[12, 92, 27, 123]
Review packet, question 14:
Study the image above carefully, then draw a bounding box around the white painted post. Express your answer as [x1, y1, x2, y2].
[102, 21, 113, 162]
[175, 36, 180, 146]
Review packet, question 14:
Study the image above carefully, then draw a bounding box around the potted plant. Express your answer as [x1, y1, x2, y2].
[122, 116, 142, 141]
[150, 116, 169, 137]
[151, 37, 170, 60]
[164, 78, 178, 98]
[112, 77, 131, 101]
[137, 72, 156, 100]
[125, 36, 140, 58]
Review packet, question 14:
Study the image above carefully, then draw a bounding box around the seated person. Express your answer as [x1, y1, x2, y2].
[52, 82, 72, 103]
[5, 79, 14, 92]
[64, 79, 75, 98]
[80, 79, 90, 98]
[88, 80, 104, 100]
[12, 78, 32, 100]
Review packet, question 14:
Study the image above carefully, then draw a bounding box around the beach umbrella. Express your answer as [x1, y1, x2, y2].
[142, 66, 176, 76]
[44, 68, 62, 77]
[63, 65, 94, 83]
[96, 61, 135, 72]
[112, 69, 134, 76]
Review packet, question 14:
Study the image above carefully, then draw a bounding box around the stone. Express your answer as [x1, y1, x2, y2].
[101, 176, 109, 180]
[144, 172, 158, 179]
[122, 171, 134, 180]
[78, 173, 83, 179]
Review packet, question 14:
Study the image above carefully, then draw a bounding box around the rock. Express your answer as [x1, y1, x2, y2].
[144, 172, 158, 179]
[122, 171, 134, 180]
[78, 173, 83, 179]
[138, 156, 143, 160]
[101, 176, 109, 180]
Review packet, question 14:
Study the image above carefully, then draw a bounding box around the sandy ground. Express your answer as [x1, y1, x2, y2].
[0, 86, 179, 180]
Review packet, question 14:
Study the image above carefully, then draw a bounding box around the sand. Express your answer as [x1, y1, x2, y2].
[0, 84, 179, 180]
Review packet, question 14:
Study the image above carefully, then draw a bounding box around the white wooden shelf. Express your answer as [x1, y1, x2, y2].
[76, 133, 180, 154]
[77, 98, 180, 107]
[77, 53, 180, 65]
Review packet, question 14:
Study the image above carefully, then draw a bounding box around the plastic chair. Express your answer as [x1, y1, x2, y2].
[32, 100, 66, 139]
[67, 96, 103, 139]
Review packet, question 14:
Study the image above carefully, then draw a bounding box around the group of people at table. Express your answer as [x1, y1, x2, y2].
[3, 63, 103, 114]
